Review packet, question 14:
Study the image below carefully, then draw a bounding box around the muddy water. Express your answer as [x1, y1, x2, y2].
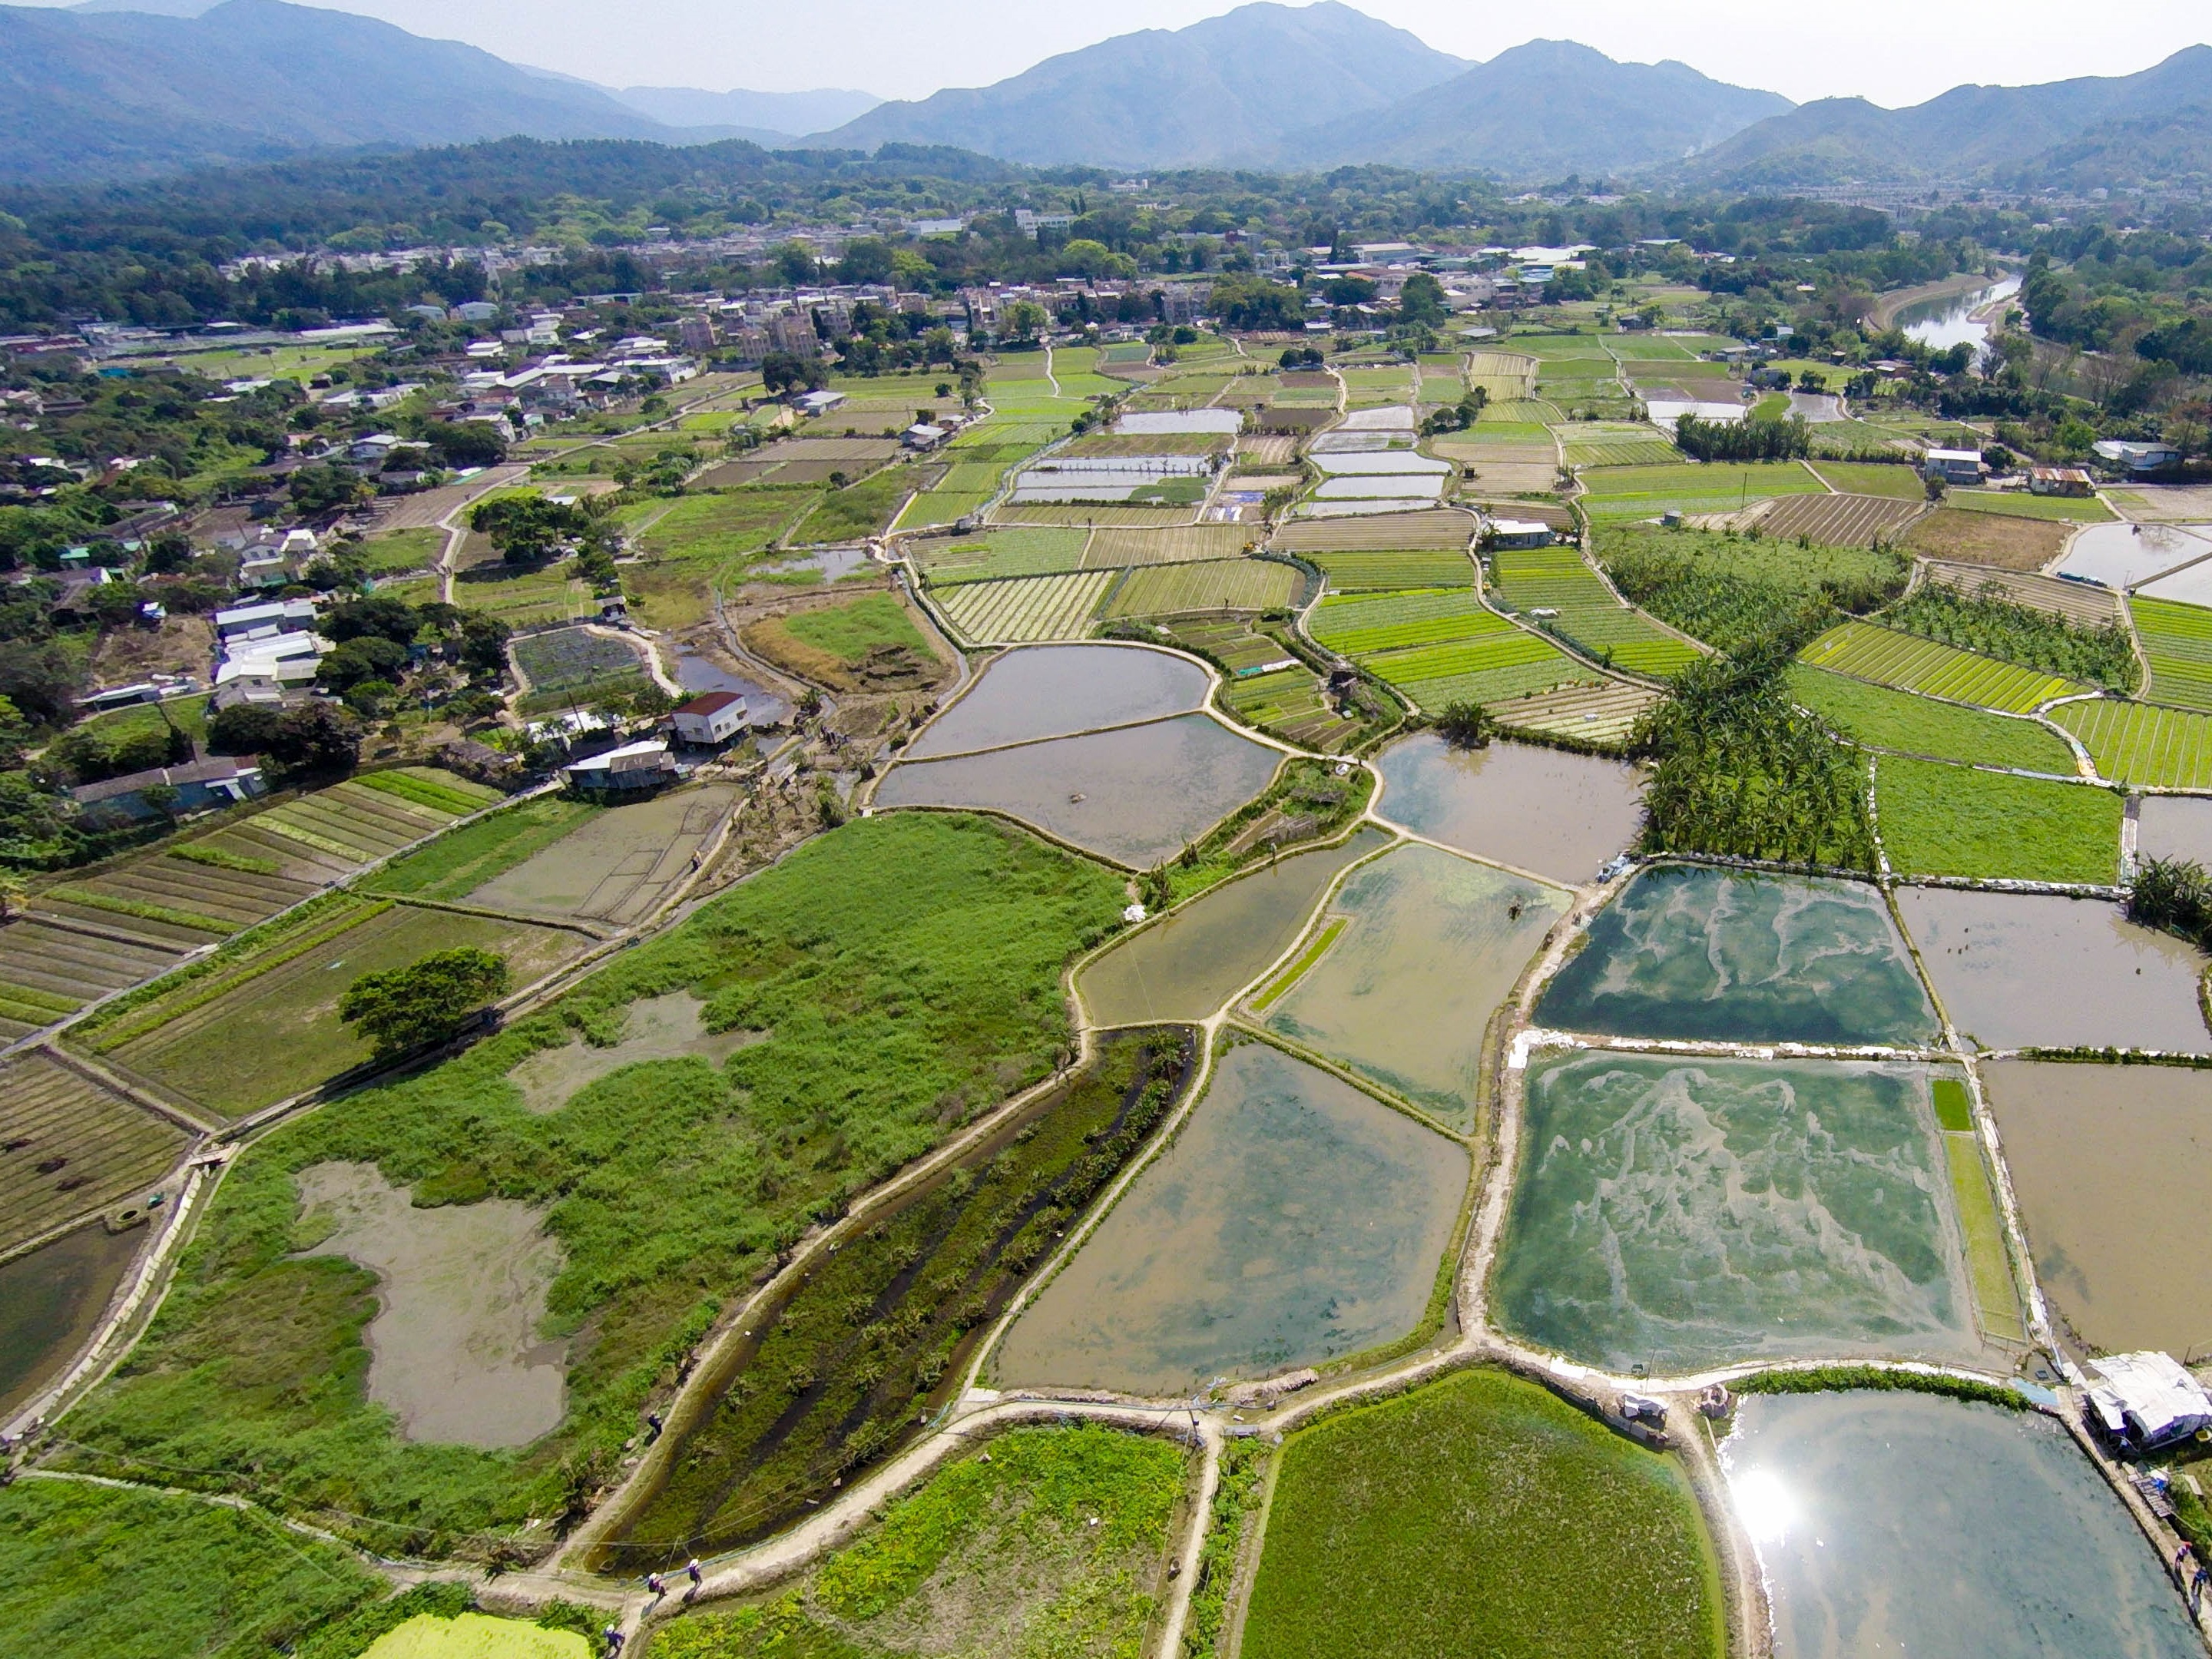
[672, 650, 788, 726]
[1259, 843, 1567, 1128]
[1982, 1061, 2212, 1355]
[1374, 733, 1646, 885]
[507, 992, 760, 1114]
[874, 714, 1281, 868]
[469, 786, 737, 925]
[0, 1224, 143, 1418]
[1537, 866, 1938, 1047]
[1078, 829, 1392, 1025]
[2137, 795, 2212, 867]
[1896, 886, 2210, 1052]
[295, 1162, 566, 1448]
[1724, 1391, 2200, 1659]
[2058, 521, 2212, 589]
[907, 644, 1210, 758]
[1496, 1053, 1980, 1374]
[994, 1041, 1465, 1396]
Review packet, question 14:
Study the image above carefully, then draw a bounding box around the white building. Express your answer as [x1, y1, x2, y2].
[2085, 1352, 2212, 1451]
[1923, 448, 1985, 486]
[672, 691, 747, 744]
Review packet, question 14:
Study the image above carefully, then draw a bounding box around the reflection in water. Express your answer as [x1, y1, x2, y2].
[1725, 1391, 2201, 1659]
[1538, 866, 1938, 1047]
[1078, 828, 1390, 1025]
[1896, 886, 2211, 1052]
[874, 713, 1280, 868]
[1497, 1053, 1980, 1374]
[1898, 276, 2022, 353]
[1374, 733, 1644, 885]
[995, 1041, 1465, 1395]
[907, 644, 1210, 758]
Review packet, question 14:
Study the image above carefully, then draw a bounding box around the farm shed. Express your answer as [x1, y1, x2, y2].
[672, 690, 748, 745]
[71, 755, 266, 821]
[2085, 1351, 2212, 1452]
[2031, 466, 2094, 498]
[1923, 449, 1986, 486]
[1488, 520, 1555, 549]
[563, 739, 680, 793]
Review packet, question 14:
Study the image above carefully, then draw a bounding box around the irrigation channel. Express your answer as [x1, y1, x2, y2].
[15, 633, 2212, 1659]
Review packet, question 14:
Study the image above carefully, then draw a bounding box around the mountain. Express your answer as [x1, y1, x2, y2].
[1682, 45, 2212, 187]
[0, 0, 671, 181]
[1271, 38, 1792, 177]
[811, 1, 1467, 169]
[610, 85, 882, 141]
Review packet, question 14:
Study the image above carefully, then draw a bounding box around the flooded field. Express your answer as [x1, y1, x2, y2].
[1896, 886, 2210, 1052]
[907, 643, 1210, 757]
[671, 648, 788, 725]
[2137, 794, 2212, 866]
[507, 992, 759, 1114]
[2058, 521, 2212, 589]
[0, 1224, 142, 1419]
[295, 1162, 566, 1448]
[1077, 828, 1390, 1025]
[1496, 1053, 1979, 1374]
[993, 1041, 1465, 1396]
[873, 713, 1281, 867]
[1982, 1061, 2212, 1354]
[1725, 1391, 2200, 1659]
[1538, 866, 1938, 1048]
[1259, 843, 1568, 1128]
[1374, 733, 1645, 884]
[469, 785, 737, 926]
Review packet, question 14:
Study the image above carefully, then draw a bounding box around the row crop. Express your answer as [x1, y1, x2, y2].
[1798, 621, 2087, 715]
[2049, 697, 2212, 790]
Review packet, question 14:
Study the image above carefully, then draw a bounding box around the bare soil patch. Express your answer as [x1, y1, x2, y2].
[1903, 508, 2070, 571]
[507, 992, 760, 1114]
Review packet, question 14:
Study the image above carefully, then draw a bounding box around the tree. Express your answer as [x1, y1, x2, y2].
[338, 946, 510, 1058]
[323, 594, 422, 648]
[290, 462, 373, 516]
[761, 350, 826, 398]
[1322, 275, 1377, 307]
[469, 495, 593, 565]
[1399, 271, 1448, 325]
[1434, 700, 1495, 749]
[1208, 276, 1304, 332]
[1924, 472, 1949, 504]
[265, 703, 359, 777]
[317, 635, 409, 693]
[1002, 300, 1048, 340]
[422, 421, 507, 469]
[207, 703, 284, 756]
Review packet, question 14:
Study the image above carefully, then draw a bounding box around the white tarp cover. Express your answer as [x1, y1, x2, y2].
[2087, 1351, 2212, 1447]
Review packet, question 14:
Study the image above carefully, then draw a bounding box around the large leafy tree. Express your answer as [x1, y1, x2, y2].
[338, 947, 511, 1057]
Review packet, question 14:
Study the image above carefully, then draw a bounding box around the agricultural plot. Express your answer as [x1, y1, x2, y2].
[467, 786, 738, 926]
[990, 502, 1194, 528]
[1800, 621, 2087, 714]
[0, 1051, 191, 1254]
[1578, 461, 1824, 522]
[2128, 596, 2212, 711]
[1787, 666, 2079, 773]
[1922, 561, 2120, 627]
[932, 570, 1115, 643]
[1466, 351, 1538, 400]
[1874, 756, 2122, 885]
[1273, 510, 1473, 552]
[1947, 488, 2114, 523]
[1753, 491, 1927, 548]
[1171, 621, 1371, 750]
[1903, 507, 2070, 571]
[509, 628, 647, 699]
[1558, 423, 1681, 469]
[1084, 524, 1253, 565]
[447, 564, 594, 630]
[1487, 679, 1663, 746]
[1244, 1368, 1724, 1659]
[908, 526, 1089, 584]
[1364, 637, 1597, 713]
[2050, 697, 2212, 790]
[1489, 546, 1702, 678]
[1311, 589, 1498, 656]
[1101, 558, 1299, 618]
[625, 489, 815, 561]
[1303, 548, 1474, 591]
[1810, 461, 1939, 498]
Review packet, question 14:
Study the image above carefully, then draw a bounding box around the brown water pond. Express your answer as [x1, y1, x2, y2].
[1077, 828, 1392, 1026]
[1373, 733, 1646, 885]
[1982, 1060, 2212, 1356]
[873, 714, 1282, 869]
[907, 643, 1210, 758]
[295, 1161, 566, 1448]
[993, 1040, 1465, 1396]
[1896, 887, 2211, 1052]
[0, 1223, 143, 1419]
[2137, 795, 2212, 868]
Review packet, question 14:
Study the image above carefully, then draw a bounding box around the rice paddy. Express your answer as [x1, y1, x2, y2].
[1787, 666, 2080, 773]
[930, 569, 1114, 643]
[1373, 733, 1645, 885]
[1309, 590, 1598, 710]
[911, 643, 1210, 757]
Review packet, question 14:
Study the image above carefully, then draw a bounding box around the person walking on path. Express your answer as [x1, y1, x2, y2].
[686, 1557, 704, 1601]
[646, 1572, 664, 1600]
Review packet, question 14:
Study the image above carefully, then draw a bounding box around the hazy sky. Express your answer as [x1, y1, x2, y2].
[31, 0, 2212, 109]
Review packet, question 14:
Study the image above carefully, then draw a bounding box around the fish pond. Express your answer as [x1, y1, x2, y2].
[2058, 521, 2212, 590]
[1257, 842, 1568, 1129]
[906, 643, 1210, 757]
[1077, 827, 1391, 1026]
[1724, 1390, 2200, 1659]
[1373, 733, 1645, 885]
[993, 1040, 1465, 1397]
[1896, 886, 2212, 1052]
[1982, 1060, 2212, 1355]
[1537, 866, 1939, 1048]
[873, 713, 1281, 868]
[1495, 1053, 1982, 1375]
[2137, 793, 2212, 867]
[0, 1224, 143, 1419]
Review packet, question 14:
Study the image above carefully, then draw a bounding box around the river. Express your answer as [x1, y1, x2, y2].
[1897, 274, 2022, 352]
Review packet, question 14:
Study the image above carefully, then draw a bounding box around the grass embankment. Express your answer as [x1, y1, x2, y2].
[1598, 522, 1906, 652]
[58, 814, 1125, 1554]
[1876, 756, 2121, 884]
[1243, 1368, 1724, 1659]
[1882, 584, 2138, 694]
[618, 1028, 1194, 1559]
[743, 593, 941, 692]
[1183, 1438, 1268, 1659]
[788, 469, 912, 545]
[1787, 666, 2078, 773]
[641, 1424, 1185, 1659]
[358, 796, 601, 902]
[1159, 759, 1373, 905]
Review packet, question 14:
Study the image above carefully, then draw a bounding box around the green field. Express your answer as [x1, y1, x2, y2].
[1787, 667, 2079, 774]
[1578, 461, 1824, 521]
[2050, 697, 2212, 789]
[1243, 1367, 1724, 1659]
[1310, 589, 1594, 707]
[1303, 549, 1474, 591]
[1876, 756, 2122, 884]
[1598, 522, 1908, 653]
[912, 527, 1090, 585]
[1310, 589, 1500, 655]
[780, 591, 932, 664]
[644, 1425, 1185, 1659]
[786, 469, 909, 544]
[628, 489, 816, 561]
[58, 814, 1125, 1551]
[2129, 598, 2212, 712]
[1945, 489, 2114, 523]
[77, 693, 211, 750]
[361, 797, 601, 901]
[1102, 559, 1298, 618]
[1801, 621, 2088, 714]
[1809, 461, 1928, 498]
[1489, 545, 1701, 678]
[356, 527, 445, 575]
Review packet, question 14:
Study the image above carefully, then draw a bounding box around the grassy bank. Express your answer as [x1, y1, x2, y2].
[1875, 757, 2121, 885]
